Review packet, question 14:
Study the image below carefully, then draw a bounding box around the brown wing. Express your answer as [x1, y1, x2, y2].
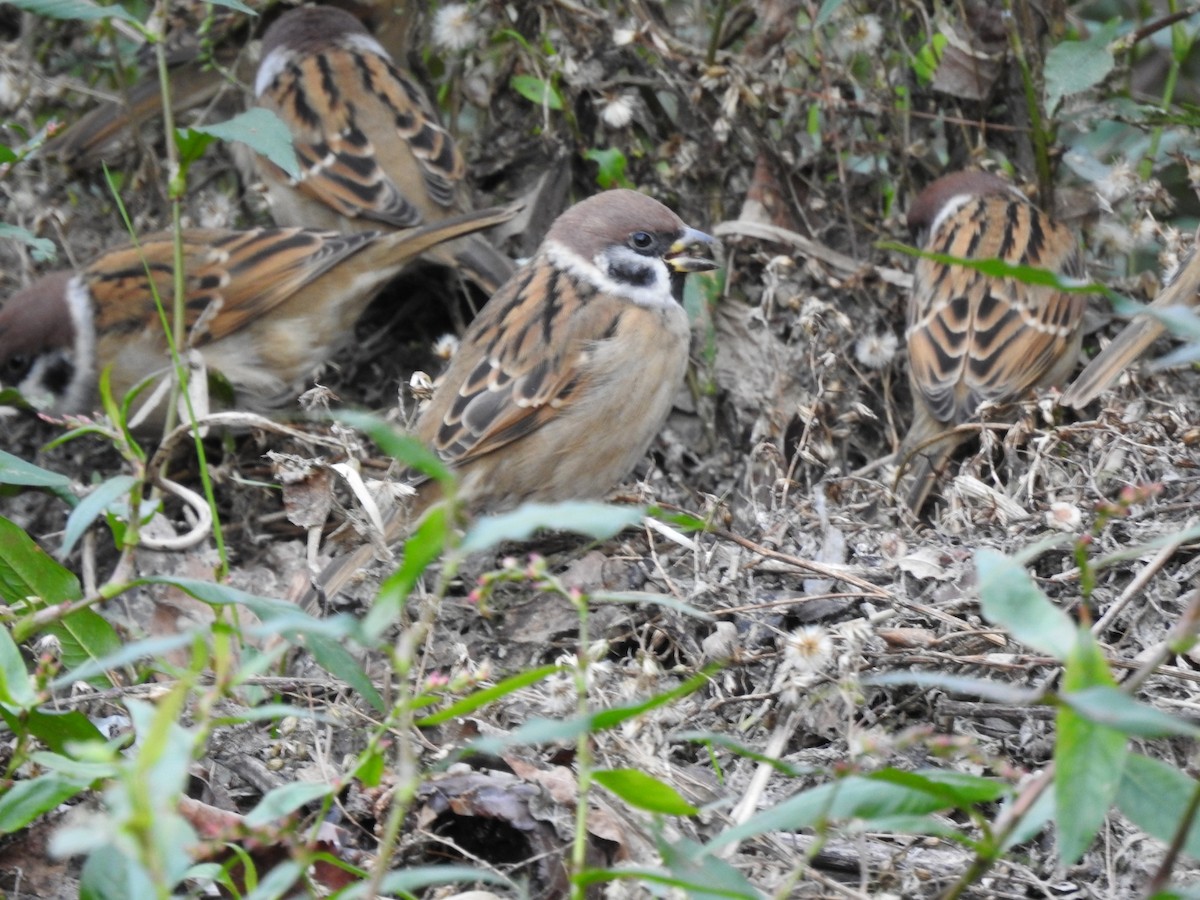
[258, 44, 463, 227]
[907, 194, 1085, 426]
[416, 256, 626, 468]
[83, 228, 375, 344]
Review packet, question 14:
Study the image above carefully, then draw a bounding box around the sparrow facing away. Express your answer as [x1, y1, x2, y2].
[309, 189, 719, 602]
[1060, 245, 1200, 408]
[901, 170, 1086, 513]
[0, 206, 515, 428]
[253, 6, 515, 294]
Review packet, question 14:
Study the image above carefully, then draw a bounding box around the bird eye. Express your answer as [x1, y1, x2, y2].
[4, 355, 26, 379]
[629, 231, 655, 251]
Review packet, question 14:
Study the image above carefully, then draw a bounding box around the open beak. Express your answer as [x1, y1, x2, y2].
[665, 227, 720, 273]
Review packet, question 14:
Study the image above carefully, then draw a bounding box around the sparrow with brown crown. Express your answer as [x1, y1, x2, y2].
[900, 171, 1086, 513]
[253, 5, 515, 294]
[309, 189, 719, 602]
[0, 207, 515, 428]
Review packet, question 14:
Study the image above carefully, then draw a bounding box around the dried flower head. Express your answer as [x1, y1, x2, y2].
[433, 333, 460, 360]
[1045, 501, 1081, 531]
[839, 15, 883, 57]
[1095, 160, 1137, 205]
[783, 626, 833, 675]
[431, 4, 479, 53]
[599, 92, 637, 129]
[854, 331, 899, 369]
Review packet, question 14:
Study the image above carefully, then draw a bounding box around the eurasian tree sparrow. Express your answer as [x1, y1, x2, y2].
[253, 6, 515, 294]
[0, 206, 515, 427]
[309, 189, 719, 600]
[901, 171, 1086, 513]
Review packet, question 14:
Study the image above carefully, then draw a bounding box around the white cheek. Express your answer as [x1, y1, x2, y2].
[254, 47, 290, 97]
[65, 278, 96, 391]
[544, 241, 675, 310]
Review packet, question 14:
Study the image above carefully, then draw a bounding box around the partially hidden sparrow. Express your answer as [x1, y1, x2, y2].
[1060, 245, 1200, 408]
[0, 205, 516, 428]
[309, 189, 719, 602]
[901, 171, 1086, 513]
[253, 6, 515, 294]
[56, 2, 260, 168]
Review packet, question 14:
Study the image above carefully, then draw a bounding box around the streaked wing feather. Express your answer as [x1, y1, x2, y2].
[261, 45, 463, 226]
[83, 229, 372, 344]
[908, 195, 1084, 425]
[418, 258, 620, 468]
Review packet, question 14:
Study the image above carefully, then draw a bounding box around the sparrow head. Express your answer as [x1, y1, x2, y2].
[256, 6, 385, 96]
[543, 189, 718, 308]
[0, 271, 91, 413]
[907, 170, 1024, 242]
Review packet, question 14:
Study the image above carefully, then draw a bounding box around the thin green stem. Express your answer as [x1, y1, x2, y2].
[570, 590, 592, 900]
[1141, 0, 1187, 179]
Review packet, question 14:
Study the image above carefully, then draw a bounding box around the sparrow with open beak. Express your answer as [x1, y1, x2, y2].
[253, 5, 515, 294]
[309, 189, 719, 601]
[0, 206, 516, 428]
[901, 171, 1086, 513]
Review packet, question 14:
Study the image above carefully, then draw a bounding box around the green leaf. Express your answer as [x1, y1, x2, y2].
[814, 0, 847, 27]
[706, 769, 1004, 852]
[0, 774, 89, 834]
[0, 705, 104, 754]
[0, 516, 83, 608]
[242, 860, 305, 899]
[244, 782, 334, 828]
[1044, 20, 1119, 113]
[79, 843, 158, 900]
[336, 410, 453, 487]
[674, 731, 813, 779]
[62, 475, 138, 557]
[880, 240, 1108, 296]
[510, 74, 565, 110]
[190, 108, 299, 179]
[976, 549, 1076, 659]
[0, 223, 56, 262]
[575, 866, 760, 899]
[342, 865, 509, 898]
[459, 501, 643, 555]
[1055, 630, 1126, 866]
[205, 0, 257, 14]
[999, 779, 1055, 851]
[141, 577, 384, 712]
[173, 127, 216, 169]
[469, 667, 715, 753]
[585, 147, 631, 189]
[417, 664, 561, 726]
[1060, 685, 1200, 739]
[2, 0, 141, 24]
[49, 632, 198, 689]
[594, 769, 699, 816]
[910, 33, 947, 85]
[364, 504, 447, 640]
[0, 451, 75, 503]
[47, 608, 123, 685]
[658, 835, 762, 899]
[1117, 754, 1200, 860]
[0, 625, 36, 707]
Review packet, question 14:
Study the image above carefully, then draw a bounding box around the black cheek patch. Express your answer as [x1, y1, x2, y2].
[607, 259, 655, 289]
[40, 351, 76, 396]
